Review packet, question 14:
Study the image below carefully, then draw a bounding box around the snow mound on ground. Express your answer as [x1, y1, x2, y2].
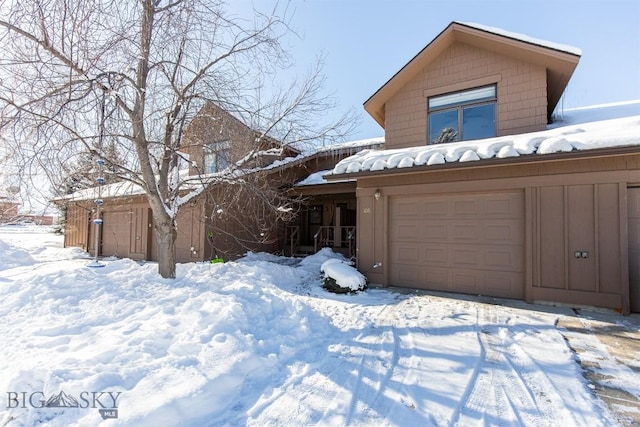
[320, 259, 367, 292]
[0, 239, 34, 270]
[298, 247, 347, 271]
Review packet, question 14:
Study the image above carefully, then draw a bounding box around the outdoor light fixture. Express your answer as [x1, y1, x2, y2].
[374, 189, 381, 200]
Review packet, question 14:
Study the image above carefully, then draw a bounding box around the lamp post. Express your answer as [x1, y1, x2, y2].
[87, 159, 106, 268]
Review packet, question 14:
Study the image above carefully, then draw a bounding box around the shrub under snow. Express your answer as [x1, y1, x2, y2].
[320, 258, 367, 293]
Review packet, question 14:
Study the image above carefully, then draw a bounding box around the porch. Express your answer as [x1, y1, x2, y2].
[283, 188, 357, 259]
[285, 224, 356, 259]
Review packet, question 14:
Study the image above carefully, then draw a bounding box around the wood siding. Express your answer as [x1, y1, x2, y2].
[385, 41, 547, 149]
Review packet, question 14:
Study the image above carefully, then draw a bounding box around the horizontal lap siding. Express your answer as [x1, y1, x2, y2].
[389, 192, 525, 298]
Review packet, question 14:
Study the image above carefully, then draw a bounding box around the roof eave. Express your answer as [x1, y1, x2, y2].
[327, 145, 639, 181]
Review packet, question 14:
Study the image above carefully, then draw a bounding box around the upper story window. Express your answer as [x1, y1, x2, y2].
[204, 140, 231, 173]
[428, 85, 497, 145]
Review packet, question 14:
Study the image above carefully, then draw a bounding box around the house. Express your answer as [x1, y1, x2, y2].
[61, 102, 382, 262]
[0, 194, 19, 224]
[327, 22, 640, 314]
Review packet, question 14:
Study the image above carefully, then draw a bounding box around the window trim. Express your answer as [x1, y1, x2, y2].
[427, 84, 497, 145]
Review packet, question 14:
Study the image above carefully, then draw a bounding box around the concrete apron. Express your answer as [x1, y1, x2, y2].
[558, 311, 640, 427]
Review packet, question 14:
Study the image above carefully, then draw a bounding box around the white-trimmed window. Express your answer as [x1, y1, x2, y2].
[204, 140, 231, 173]
[428, 85, 497, 144]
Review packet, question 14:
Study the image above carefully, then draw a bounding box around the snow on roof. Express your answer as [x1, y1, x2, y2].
[332, 114, 640, 176]
[255, 136, 384, 172]
[295, 169, 354, 187]
[61, 137, 384, 202]
[460, 22, 582, 56]
[551, 99, 640, 128]
[61, 180, 144, 202]
[295, 136, 384, 156]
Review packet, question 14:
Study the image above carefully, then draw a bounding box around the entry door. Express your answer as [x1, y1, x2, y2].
[629, 188, 640, 313]
[305, 205, 323, 245]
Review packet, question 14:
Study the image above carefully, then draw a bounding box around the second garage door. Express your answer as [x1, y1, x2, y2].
[101, 210, 132, 258]
[389, 191, 525, 299]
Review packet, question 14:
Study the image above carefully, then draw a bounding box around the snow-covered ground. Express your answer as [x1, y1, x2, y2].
[0, 226, 635, 426]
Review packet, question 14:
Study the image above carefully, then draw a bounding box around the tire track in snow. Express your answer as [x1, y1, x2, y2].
[343, 302, 401, 425]
[449, 306, 548, 426]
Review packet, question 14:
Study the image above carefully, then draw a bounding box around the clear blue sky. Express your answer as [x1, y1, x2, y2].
[236, 0, 640, 141]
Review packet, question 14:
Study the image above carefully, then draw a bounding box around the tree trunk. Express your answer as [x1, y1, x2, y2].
[154, 217, 177, 279]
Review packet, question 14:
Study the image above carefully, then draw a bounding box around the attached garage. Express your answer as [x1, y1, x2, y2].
[389, 191, 524, 299]
[339, 135, 640, 314]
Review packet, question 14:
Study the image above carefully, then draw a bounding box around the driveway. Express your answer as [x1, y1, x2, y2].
[558, 310, 640, 426]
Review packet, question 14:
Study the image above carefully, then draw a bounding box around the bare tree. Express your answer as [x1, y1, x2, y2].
[0, 0, 354, 278]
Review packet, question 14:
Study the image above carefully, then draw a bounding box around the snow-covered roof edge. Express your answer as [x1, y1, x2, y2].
[60, 137, 385, 202]
[459, 22, 582, 56]
[331, 115, 640, 176]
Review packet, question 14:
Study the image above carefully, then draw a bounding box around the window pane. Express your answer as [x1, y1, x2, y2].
[204, 152, 218, 173]
[462, 103, 496, 141]
[429, 86, 495, 109]
[429, 110, 459, 144]
[217, 149, 231, 171]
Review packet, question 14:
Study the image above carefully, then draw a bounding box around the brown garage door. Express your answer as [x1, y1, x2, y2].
[389, 191, 525, 299]
[101, 210, 131, 257]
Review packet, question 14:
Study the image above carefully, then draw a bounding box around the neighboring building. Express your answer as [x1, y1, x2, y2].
[0, 196, 19, 223]
[60, 102, 383, 262]
[328, 22, 640, 314]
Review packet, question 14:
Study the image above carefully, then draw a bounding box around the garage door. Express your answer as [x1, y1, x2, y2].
[389, 191, 525, 299]
[101, 211, 131, 257]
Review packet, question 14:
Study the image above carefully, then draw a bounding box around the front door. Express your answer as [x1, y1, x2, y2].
[305, 205, 323, 246]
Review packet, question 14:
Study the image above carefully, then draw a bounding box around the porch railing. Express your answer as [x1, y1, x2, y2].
[314, 226, 356, 259]
[285, 225, 300, 256]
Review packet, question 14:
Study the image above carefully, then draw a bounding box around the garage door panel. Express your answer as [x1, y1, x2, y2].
[486, 272, 523, 292]
[485, 247, 522, 270]
[425, 200, 448, 216]
[424, 268, 449, 290]
[391, 200, 421, 217]
[452, 271, 481, 292]
[452, 248, 480, 267]
[392, 243, 420, 263]
[485, 220, 523, 243]
[396, 266, 420, 286]
[452, 223, 480, 241]
[390, 191, 524, 299]
[452, 199, 480, 216]
[394, 222, 420, 240]
[423, 224, 448, 240]
[425, 247, 448, 264]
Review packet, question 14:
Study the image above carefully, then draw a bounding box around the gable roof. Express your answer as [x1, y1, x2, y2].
[364, 21, 581, 128]
[185, 101, 301, 156]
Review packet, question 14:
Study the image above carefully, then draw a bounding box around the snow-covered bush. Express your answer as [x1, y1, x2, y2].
[320, 258, 367, 294]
